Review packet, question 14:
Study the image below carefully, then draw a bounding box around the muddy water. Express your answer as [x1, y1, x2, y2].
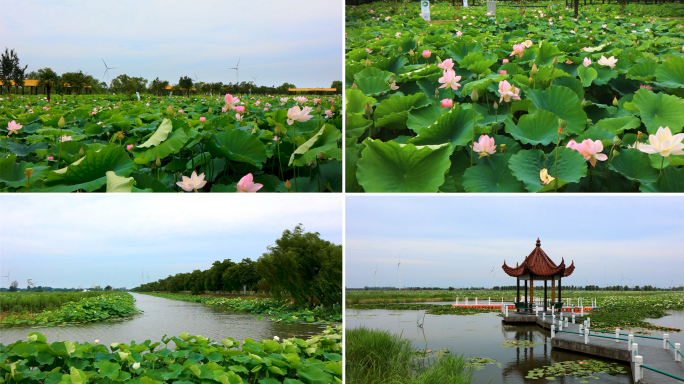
[1, 293, 327, 347]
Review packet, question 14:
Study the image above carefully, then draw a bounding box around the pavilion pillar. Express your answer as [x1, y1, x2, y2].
[559, 278, 562, 302]
[530, 274, 534, 313]
[516, 277, 520, 304]
[551, 279, 555, 304]
[524, 280, 528, 307]
[544, 280, 548, 312]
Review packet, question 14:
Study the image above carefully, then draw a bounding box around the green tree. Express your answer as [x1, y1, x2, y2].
[36, 68, 59, 101]
[150, 77, 169, 96]
[0, 48, 27, 99]
[256, 224, 342, 308]
[61, 70, 91, 95]
[331, 80, 342, 93]
[178, 76, 193, 97]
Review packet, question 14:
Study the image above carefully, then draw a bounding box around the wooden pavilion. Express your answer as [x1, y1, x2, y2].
[288, 88, 337, 95]
[502, 238, 575, 313]
[0, 80, 92, 95]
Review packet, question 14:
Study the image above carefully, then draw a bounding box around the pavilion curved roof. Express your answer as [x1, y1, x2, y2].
[502, 238, 575, 278]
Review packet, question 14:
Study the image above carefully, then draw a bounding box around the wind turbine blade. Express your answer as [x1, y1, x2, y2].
[237, 58, 240, 67]
[102, 59, 107, 67]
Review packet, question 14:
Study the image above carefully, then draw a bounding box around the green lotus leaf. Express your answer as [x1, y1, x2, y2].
[527, 85, 588, 135]
[573, 126, 615, 144]
[594, 68, 618, 86]
[289, 125, 342, 167]
[274, 176, 321, 192]
[627, 60, 657, 81]
[577, 65, 597, 87]
[207, 130, 268, 167]
[374, 93, 430, 129]
[594, 116, 641, 134]
[345, 88, 377, 115]
[0, 154, 49, 188]
[106, 171, 135, 193]
[631, 88, 684, 134]
[296, 366, 333, 384]
[41, 144, 136, 192]
[462, 153, 526, 192]
[507, 109, 561, 145]
[406, 104, 447, 134]
[0, 141, 48, 157]
[357, 139, 453, 192]
[135, 119, 173, 148]
[408, 104, 480, 147]
[354, 66, 394, 82]
[130, 124, 189, 164]
[508, 147, 588, 192]
[534, 42, 564, 66]
[355, 76, 391, 96]
[640, 167, 684, 192]
[609, 148, 659, 183]
[654, 56, 684, 88]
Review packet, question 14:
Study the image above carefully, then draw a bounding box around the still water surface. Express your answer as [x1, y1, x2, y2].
[1, 293, 327, 347]
[347, 309, 634, 384]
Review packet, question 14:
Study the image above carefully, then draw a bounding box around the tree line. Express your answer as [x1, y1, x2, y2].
[1, 48, 342, 101]
[131, 225, 342, 308]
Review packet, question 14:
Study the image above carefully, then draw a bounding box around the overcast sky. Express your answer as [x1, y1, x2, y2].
[0, 195, 342, 290]
[346, 196, 684, 289]
[1, 0, 342, 88]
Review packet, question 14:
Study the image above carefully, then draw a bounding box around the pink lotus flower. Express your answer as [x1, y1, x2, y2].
[178, 109, 184, 114]
[502, 59, 509, 64]
[126, 144, 134, 151]
[61, 136, 73, 142]
[264, 108, 269, 111]
[583, 57, 592, 67]
[498, 80, 521, 103]
[325, 109, 333, 118]
[199, 117, 206, 123]
[499, 70, 507, 75]
[236, 105, 245, 114]
[438, 69, 462, 91]
[637, 84, 652, 92]
[566, 139, 608, 166]
[236, 173, 263, 193]
[7, 120, 22, 135]
[438, 59, 454, 71]
[510, 44, 525, 58]
[47, 156, 54, 161]
[441, 99, 453, 109]
[456, 31, 462, 37]
[146, 102, 150, 106]
[472, 135, 497, 157]
[422, 50, 431, 58]
[176, 171, 207, 192]
[222, 107, 228, 113]
[235, 113, 243, 122]
[286, 106, 314, 125]
[313, 98, 321, 104]
[224, 94, 240, 109]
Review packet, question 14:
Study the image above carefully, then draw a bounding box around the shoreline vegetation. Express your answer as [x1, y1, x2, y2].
[0, 326, 342, 384]
[141, 292, 342, 324]
[347, 290, 684, 332]
[0, 292, 141, 328]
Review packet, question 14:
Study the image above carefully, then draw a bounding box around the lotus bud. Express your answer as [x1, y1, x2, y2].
[410, 49, 415, 56]
[285, 179, 292, 190]
[559, 119, 568, 129]
[365, 103, 373, 117]
[25, 168, 33, 178]
[79, 147, 84, 156]
[167, 105, 174, 115]
[613, 136, 623, 146]
[587, 118, 592, 125]
[500, 144, 507, 153]
[58, 116, 65, 128]
[531, 63, 538, 75]
[581, 98, 587, 107]
[331, 105, 335, 112]
[156, 156, 161, 167]
[552, 56, 558, 66]
[107, 131, 111, 136]
[493, 102, 499, 110]
[317, 105, 322, 114]
[612, 97, 618, 106]
[471, 89, 479, 102]
[612, 149, 620, 157]
[352, 83, 358, 90]
[365, 58, 371, 67]
[529, 77, 534, 83]
[637, 131, 643, 140]
[151, 161, 156, 170]
[208, 107, 213, 114]
[397, 46, 402, 52]
[435, 88, 440, 99]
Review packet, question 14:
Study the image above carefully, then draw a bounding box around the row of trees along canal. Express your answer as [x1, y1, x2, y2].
[131, 225, 342, 308]
[1, 48, 343, 100]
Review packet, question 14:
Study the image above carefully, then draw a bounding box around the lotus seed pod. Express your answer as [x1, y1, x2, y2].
[285, 179, 292, 190]
[117, 132, 124, 140]
[471, 89, 479, 102]
[500, 144, 507, 153]
[613, 136, 623, 146]
[25, 168, 33, 178]
[558, 127, 565, 135]
[612, 97, 618, 106]
[492, 121, 498, 129]
[559, 119, 569, 128]
[612, 149, 620, 157]
[552, 56, 558, 66]
[58, 116, 65, 128]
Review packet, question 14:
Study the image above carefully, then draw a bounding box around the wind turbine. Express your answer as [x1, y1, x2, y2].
[1, 270, 9, 288]
[374, 263, 378, 289]
[619, 275, 625, 290]
[249, 75, 258, 95]
[102, 59, 115, 84]
[489, 263, 496, 289]
[229, 58, 241, 83]
[626, 277, 634, 289]
[397, 253, 402, 290]
[147, 274, 149, 284]
[141, 271, 144, 286]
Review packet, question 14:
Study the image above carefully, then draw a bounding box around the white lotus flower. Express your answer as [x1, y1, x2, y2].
[638, 127, 684, 157]
[132, 362, 140, 370]
[597, 55, 618, 68]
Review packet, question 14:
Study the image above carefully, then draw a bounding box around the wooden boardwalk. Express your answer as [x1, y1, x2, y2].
[503, 311, 684, 384]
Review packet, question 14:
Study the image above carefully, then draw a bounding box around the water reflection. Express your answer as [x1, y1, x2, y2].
[1, 293, 328, 347]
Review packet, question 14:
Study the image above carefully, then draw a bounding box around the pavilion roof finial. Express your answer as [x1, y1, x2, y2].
[536, 238, 541, 247]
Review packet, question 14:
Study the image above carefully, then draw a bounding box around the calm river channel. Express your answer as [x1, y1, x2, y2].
[1, 293, 327, 347]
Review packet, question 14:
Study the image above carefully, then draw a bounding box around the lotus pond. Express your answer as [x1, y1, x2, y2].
[1, 293, 340, 384]
[0, 94, 341, 192]
[345, 1, 684, 192]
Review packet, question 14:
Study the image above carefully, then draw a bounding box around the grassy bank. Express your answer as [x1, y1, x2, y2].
[0, 291, 111, 313]
[0, 326, 342, 384]
[142, 292, 342, 324]
[348, 303, 499, 316]
[346, 327, 473, 384]
[0, 292, 141, 327]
